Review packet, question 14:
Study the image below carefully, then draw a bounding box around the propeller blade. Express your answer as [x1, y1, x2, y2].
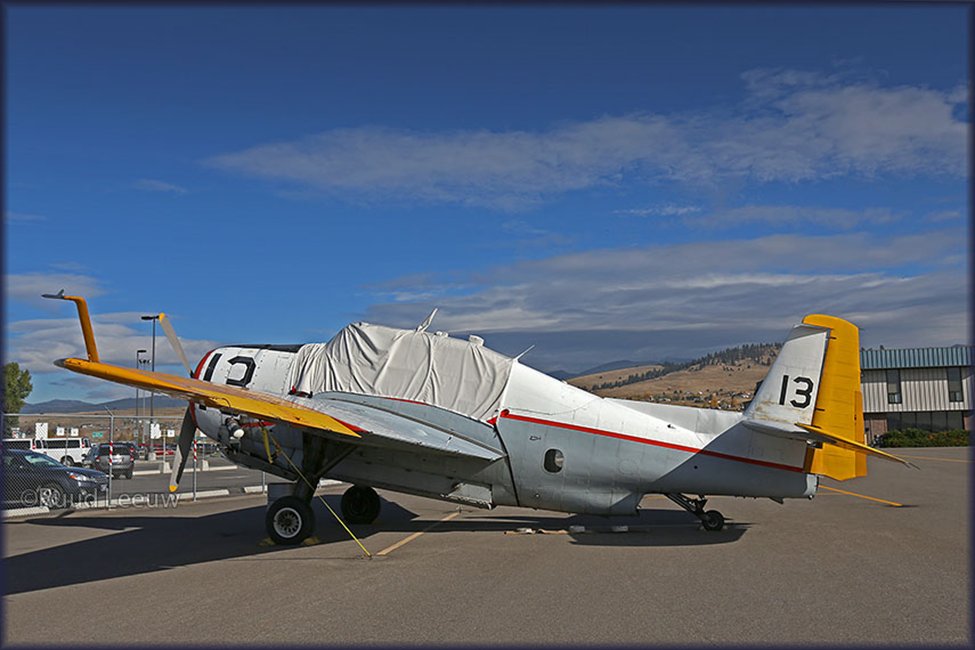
[168, 409, 197, 492]
[159, 312, 193, 376]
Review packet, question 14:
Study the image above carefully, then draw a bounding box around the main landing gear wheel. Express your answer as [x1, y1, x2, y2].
[341, 485, 381, 524]
[266, 495, 315, 545]
[700, 510, 725, 532]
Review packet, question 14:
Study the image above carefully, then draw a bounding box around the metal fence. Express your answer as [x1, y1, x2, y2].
[2, 412, 223, 511]
[3, 411, 184, 448]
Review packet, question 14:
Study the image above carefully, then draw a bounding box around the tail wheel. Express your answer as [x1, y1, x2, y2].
[701, 510, 725, 532]
[266, 495, 315, 545]
[341, 485, 381, 524]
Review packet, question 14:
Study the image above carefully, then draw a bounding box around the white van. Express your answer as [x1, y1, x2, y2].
[36, 437, 92, 466]
[2, 437, 47, 452]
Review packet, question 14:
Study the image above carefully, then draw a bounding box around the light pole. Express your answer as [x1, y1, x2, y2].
[141, 314, 161, 457]
[136, 349, 147, 446]
[139, 356, 151, 450]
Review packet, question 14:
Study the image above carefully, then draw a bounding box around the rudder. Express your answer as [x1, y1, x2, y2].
[801, 314, 867, 481]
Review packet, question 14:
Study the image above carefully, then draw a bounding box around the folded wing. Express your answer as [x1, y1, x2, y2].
[56, 357, 503, 462]
[56, 357, 360, 437]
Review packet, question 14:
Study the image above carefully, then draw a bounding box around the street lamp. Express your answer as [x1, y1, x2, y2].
[139, 356, 151, 448]
[136, 349, 147, 444]
[141, 314, 161, 456]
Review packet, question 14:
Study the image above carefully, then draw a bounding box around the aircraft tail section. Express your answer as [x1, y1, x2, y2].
[743, 314, 872, 480]
[800, 314, 867, 481]
[743, 320, 830, 427]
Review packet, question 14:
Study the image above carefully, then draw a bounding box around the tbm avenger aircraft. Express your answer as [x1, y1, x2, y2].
[44, 291, 913, 545]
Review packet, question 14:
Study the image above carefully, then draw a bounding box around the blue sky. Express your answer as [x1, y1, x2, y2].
[4, 5, 970, 403]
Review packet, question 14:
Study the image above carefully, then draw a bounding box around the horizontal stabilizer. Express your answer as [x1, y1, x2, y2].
[797, 423, 918, 469]
[743, 418, 918, 469]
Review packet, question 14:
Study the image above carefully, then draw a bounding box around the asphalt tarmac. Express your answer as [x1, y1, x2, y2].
[3, 446, 970, 645]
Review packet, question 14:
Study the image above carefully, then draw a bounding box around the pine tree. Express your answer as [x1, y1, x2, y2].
[3, 362, 33, 435]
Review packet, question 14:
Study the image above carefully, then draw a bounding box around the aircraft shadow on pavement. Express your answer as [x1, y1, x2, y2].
[6, 496, 746, 594]
[445, 508, 749, 546]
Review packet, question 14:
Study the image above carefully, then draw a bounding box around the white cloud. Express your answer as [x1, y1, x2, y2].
[499, 220, 573, 247]
[685, 204, 900, 229]
[360, 229, 968, 371]
[208, 116, 688, 210]
[5, 211, 46, 223]
[4, 272, 105, 309]
[207, 70, 966, 210]
[924, 209, 963, 223]
[6, 312, 220, 377]
[614, 204, 702, 217]
[133, 178, 187, 194]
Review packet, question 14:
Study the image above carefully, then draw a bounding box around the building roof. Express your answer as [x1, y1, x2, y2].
[860, 346, 973, 370]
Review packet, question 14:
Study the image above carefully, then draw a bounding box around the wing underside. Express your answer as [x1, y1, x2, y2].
[309, 397, 503, 461]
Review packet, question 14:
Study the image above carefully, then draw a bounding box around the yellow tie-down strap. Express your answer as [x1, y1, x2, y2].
[55, 357, 360, 437]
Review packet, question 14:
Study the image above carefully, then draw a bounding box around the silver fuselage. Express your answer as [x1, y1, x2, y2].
[191, 345, 816, 515]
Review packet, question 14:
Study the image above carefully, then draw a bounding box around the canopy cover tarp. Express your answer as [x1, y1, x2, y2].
[286, 323, 514, 422]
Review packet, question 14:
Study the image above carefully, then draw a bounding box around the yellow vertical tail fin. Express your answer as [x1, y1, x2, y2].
[802, 314, 867, 481]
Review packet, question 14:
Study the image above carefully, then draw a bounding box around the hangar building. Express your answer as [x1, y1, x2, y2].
[860, 345, 973, 444]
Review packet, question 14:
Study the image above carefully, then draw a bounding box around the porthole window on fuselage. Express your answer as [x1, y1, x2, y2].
[544, 448, 564, 473]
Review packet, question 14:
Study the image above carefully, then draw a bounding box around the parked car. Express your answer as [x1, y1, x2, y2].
[82, 443, 134, 479]
[2, 449, 108, 509]
[117, 442, 139, 460]
[135, 443, 150, 460]
[197, 441, 220, 456]
[150, 445, 175, 457]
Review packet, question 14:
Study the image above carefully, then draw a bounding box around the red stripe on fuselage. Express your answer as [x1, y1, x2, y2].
[193, 349, 215, 380]
[189, 349, 218, 427]
[387, 396, 426, 406]
[498, 411, 803, 473]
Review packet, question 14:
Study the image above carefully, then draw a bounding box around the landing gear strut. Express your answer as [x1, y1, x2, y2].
[665, 493, 725, 531]
[341, 485, 381, 524]
[263, 435, 354, 545]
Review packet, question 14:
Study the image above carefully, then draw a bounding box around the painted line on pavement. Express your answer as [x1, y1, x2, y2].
[376, 510, 461, 557]
[2, 506, 50, 518]
[819, 485, 903, 507]
[132, 464, 235, 476]
[894, 453, 971, 464]
[190, 489, 231, 499]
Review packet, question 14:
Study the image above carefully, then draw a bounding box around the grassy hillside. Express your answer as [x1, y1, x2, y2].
[569, 343, 781, 410]
[569, 363, 665, 390]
